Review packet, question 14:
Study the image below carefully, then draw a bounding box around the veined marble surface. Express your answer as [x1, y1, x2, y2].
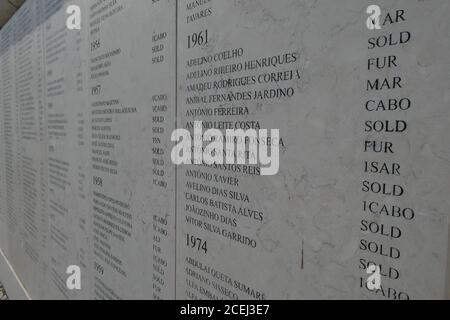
[0, 0, 448, 299]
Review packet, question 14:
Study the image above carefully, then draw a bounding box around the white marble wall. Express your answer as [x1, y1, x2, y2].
[0, 0, 449, 300]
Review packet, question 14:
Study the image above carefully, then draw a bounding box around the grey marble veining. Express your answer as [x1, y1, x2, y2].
[0, 0, 449, 300]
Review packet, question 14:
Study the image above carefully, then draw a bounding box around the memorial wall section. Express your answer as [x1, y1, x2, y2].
[0, 0, 449, 300]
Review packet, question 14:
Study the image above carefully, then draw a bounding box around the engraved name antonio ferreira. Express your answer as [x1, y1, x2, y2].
[171, 121, 281, 175]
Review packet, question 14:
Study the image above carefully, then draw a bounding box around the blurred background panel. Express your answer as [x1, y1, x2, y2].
[0, 0, 24, 29]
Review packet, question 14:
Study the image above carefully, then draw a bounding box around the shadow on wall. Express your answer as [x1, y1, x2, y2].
[0, 0, 25, 29]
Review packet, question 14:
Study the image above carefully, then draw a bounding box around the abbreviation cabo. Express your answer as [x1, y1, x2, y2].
[365, 98, 411, 112]
[360, 278, 409, 300]
[363, 201, 415, 221]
